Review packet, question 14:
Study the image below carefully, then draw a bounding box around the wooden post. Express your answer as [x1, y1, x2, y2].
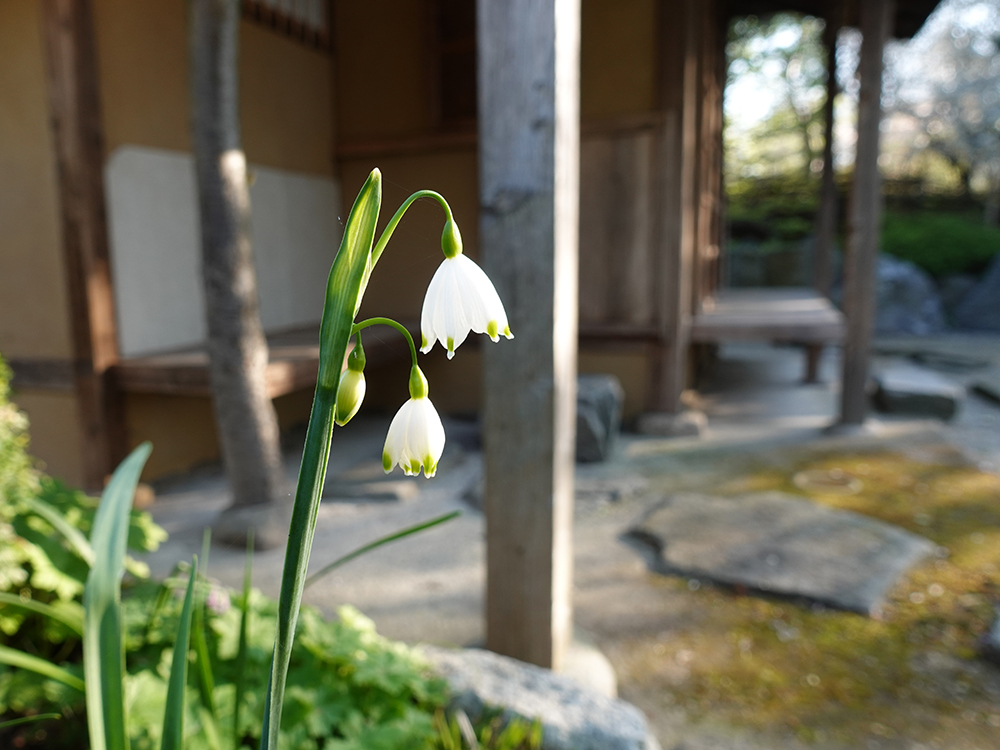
[814, 14, 840, 299]
[478, 0, 580, 670]
[648, 0, 700, 416]
[41, 0, 125, 489]
[840, 0, 893, 425]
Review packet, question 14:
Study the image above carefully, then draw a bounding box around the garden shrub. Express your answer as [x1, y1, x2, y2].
[881, 210, 1000, 278]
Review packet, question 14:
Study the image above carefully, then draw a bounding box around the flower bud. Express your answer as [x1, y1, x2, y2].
[335, 344, 367, 426]
[441, 217, 463, 258]
[335, 369, 366, 426]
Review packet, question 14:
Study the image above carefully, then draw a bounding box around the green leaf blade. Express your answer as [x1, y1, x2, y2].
[83, 442, 152, 750]
[0, 644, 84, 692]
[161, 556, 198, 750]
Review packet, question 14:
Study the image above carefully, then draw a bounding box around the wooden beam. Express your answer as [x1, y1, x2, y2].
[814, 12, 841, 297]
[649, 0, 700, 414]
[478, 0, 580, 670]
[840, 0, 893, 425]
[41, 0, 125, 490]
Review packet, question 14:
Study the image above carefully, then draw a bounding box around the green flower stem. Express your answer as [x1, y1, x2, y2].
[370, 190, 454, 266]
[261, 170, 382, 750]
[352, 317, 418, 367]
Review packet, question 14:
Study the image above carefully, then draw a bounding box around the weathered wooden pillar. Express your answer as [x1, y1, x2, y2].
[840, 0, 893, 425]
[41, 0, 126, 489]
[646, 0, 700, 423]
[814, 13, 840, 299]
[478, 0, 580, 670]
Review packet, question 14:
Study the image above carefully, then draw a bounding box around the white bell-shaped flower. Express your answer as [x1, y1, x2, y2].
[420, 253, 513, 360]
[382, 366, 446, 478]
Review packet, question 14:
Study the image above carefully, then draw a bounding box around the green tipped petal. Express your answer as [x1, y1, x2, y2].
[487, 320, 499, 340]
[383, 453, 393, 472]
[503, 325, 513, 339]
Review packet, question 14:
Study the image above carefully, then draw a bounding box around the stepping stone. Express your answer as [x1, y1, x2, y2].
[972, 367, 1000, 406]
[873, 362, 964, 420]
[627, 491, 935, 616]
[423, 646, 661, 750]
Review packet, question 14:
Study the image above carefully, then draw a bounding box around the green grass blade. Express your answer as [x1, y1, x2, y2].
[0, 713, 61, 730]
[193, 528, 217, 719]
[0, 592, 84, 635]
[233, 530, 253, 750]
[0, 645, 84, 692]
[161, 555, 198, 750]
[304, 511, 460, 589]
[260, 169, 382, 750]
[84, 442, 152, 750]
[192, 603, 217, 717]
[24, 497, 96, 567]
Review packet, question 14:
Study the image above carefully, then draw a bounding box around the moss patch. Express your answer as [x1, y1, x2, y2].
[620, 452, 1000, 746]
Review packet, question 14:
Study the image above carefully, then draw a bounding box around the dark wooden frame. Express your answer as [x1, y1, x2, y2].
[41, 0, 126, 490]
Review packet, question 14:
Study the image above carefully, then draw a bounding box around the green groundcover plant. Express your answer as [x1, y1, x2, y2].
[0, 171, 543, 749]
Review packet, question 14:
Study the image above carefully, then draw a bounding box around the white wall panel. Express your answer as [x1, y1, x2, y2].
[105, 146, 340, 357]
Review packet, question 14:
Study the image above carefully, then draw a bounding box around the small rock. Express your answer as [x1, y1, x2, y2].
[873, 363, 965, 420]
[635, 410, 706, 437]
[576, 375, 625, 463]
[875, 254, 946, 335]
[955, 253, 1000, 332]
[423, 646, 661, 750]
[626, 491, 935, 616]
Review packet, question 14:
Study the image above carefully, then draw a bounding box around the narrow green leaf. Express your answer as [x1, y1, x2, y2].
[161, 555, 197, 750]
[0, 645, 84, 692]
[233, 530, 253, 750]
[193, 528, 216, 719]
[0, 591, 84, 635]
[24, 496, 95, 567]
[261, 169, 382, 750]
[192, 602, 216, 717]
[84, 442, 152, 750]
[304, 511, 460, 589]
[0, 713, 61, 730]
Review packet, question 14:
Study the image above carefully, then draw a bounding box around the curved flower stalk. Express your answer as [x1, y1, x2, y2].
[420, 219, 513, 359]
[383, 365, 446, 478]
[261, 171, 511, 750]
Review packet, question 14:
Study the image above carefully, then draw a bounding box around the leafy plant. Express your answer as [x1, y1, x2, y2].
[881, 210, 1000, 278]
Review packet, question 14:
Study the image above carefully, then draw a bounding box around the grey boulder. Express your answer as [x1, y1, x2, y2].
[955, 253, 1000, 332]
[576, 374, 625, 463]
[423, 646, 661, 750]
[875, 254, 946, 335]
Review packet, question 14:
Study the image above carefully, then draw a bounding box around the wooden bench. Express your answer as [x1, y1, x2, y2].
[690, 287, 846, 382]
[113, 322, 416, 398]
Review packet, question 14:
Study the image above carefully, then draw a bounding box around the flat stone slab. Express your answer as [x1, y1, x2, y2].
[423, 646, 660, 750]
[627, 491, 935, 616]
[972, 367, 1000, 406]
[873, 363, 965, 420]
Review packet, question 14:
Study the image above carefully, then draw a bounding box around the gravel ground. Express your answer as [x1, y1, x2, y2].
[143, 338, 1000, 750]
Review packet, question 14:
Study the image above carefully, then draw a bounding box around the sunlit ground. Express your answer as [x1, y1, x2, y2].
[615, 451, 1000, 748]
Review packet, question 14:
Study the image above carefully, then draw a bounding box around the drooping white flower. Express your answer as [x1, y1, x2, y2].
[420, 253, 513, 360]
[382, 366, 446, 478]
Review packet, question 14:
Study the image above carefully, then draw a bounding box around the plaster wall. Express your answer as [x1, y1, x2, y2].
[106, 146, 341, 357]
[0, 0, 74, 360]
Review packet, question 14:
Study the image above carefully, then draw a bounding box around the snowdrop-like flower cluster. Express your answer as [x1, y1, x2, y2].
[342, 206, 511, 480]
